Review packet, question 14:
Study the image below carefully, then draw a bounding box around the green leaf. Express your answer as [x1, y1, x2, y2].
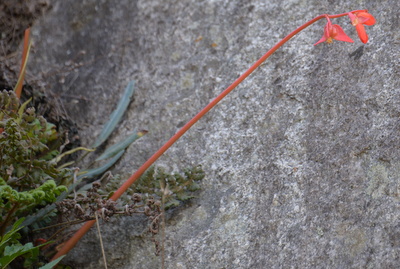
[95, 129, 147, 161]
[176, 192, 195, 201]
[16, 98, 32, 124]
[93, 81, 135, 148]
[22, 186, 71, 228]
[187, 181, 201, 192]
[43, 121, 58, 142]
[164, 198, 180, 209]
[51, 147, 95, 164]
[38, 255, 65, 269]
[78, 149, 125, 181]
[0, 242, 38, 268]
[0, 218, 25, 251]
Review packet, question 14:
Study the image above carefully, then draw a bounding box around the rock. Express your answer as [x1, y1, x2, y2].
[29, 0, 399, 268]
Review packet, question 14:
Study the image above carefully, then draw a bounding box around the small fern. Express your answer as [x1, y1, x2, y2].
[103, 165, 205, 210]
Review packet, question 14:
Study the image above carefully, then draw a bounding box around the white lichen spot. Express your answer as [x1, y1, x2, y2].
[366, 164, 389, 199]
[171, 51, 181, 61]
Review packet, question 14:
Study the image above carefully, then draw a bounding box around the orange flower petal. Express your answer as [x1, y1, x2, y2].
[314, 20, 353, 45]
[331, 24, 354, 43]
[355, 24, 368, 43]
[356, 12, 376, 26]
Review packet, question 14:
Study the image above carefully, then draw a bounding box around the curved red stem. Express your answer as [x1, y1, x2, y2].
[15, 28, 31, 99]
[52, 10, 366, 261]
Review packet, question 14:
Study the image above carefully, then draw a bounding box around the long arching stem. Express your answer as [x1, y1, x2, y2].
[52, 10, 366, 261]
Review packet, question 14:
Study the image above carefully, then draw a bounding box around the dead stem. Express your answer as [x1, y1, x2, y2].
[95, 212, 108, 269]
[160, 180, 169, 269]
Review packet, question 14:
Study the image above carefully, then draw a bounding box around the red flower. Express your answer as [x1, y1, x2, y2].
[314, 18, 353, 45]
[348, 12, 376, 43]
[35, 238, 48, 246]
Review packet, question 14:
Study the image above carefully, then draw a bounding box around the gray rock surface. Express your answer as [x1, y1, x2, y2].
[29, 0, 399, 268]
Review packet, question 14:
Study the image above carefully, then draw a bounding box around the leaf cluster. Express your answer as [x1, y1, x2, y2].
[0, 218, 65, 269]
[0, 91, 70, 189]
[0, 90, 70, 257]
[105, 165, 205, 210]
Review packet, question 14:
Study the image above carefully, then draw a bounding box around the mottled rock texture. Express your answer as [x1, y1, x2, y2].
[29, 0, 399, 268]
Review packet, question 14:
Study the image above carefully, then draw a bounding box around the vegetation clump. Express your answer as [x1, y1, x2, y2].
[0, 90, 70, 268]
[0, 89, 205, 266]
[0, 90, 70, 234]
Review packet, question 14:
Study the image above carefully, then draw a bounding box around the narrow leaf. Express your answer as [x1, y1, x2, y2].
[93, 81, 135, 148]
[95, 129, 147, 161]
[39, 255, 65, 269]
[16, 98, 32, 123]
[1, 218, 25, 248]
[51, 147, 95, 164]
[22, 180, 80, 228]
[57, 160, 75, 169]
[78, 150, 125, 181]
